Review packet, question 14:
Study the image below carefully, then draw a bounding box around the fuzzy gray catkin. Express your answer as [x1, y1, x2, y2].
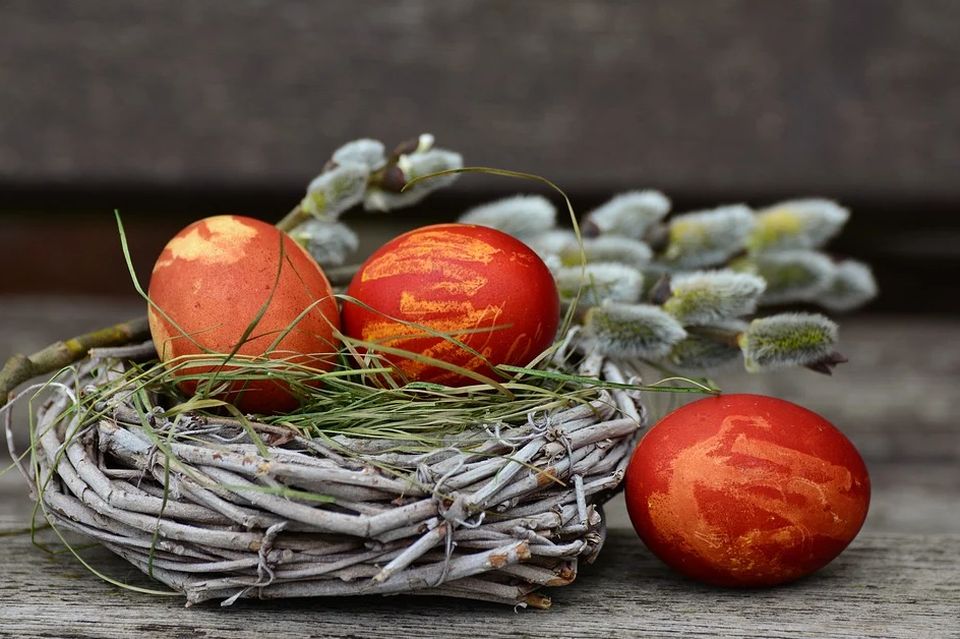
[739, 313, 838, 372]
[290, 220, 360, 268]
[739, 250, 836, 305]
[663, 270, 766, 326]
[583, 303, 687, 359]
[459, 195, 557, 239]
[287, 135, 874, 377]
[560, 236, 653, 269]
[555, 263, 644, 306]
[663, 205, 755, 268]
[584, 190, 670, 239]
[748, 199, 849, 253]
[301, 162, 370, 219]
[818, 260, 878, 312]
[331, 138, 387, 171]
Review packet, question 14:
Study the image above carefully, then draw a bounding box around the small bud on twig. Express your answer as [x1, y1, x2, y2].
[391, 137, 422, 158]
[377, 165, 408, 193]
[647, 273, 672, 305]
[365, 148, 463, 211]
[804, 351, 849, 375]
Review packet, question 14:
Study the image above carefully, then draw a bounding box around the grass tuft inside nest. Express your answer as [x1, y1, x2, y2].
[69, 338, 713, 456]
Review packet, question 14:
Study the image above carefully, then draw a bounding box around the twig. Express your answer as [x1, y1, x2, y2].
[10, 340, 643, 607]
[0, 316, 150, 407]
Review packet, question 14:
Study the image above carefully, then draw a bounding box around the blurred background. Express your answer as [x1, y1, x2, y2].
[1, 1, 958, 533]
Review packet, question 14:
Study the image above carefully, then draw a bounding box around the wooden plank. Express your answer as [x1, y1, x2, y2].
[0, 515, 956, 639]
[1, 1, 960, 199]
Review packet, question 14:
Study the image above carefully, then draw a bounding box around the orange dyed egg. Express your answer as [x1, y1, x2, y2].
[343, 223, 560, 385]
[625, 394, 870, 587]
[147, 215, 340, 414]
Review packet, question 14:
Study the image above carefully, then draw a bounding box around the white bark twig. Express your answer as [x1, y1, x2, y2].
[11, 342, 646, 608]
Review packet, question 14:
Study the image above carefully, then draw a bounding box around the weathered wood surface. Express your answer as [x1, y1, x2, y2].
[2, 0, 960, 199]
[0, 513, 956, 639]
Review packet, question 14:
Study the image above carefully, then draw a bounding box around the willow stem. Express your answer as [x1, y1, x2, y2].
[0, 316, 151, 407]
[275, 205, 308, 233]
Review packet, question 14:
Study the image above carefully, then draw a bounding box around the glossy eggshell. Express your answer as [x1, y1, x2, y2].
[625, 394, 870, 587]
[342, 223, 560, 385]
[147, 215, 340, 414]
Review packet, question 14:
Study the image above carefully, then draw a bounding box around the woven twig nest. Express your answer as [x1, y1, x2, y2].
[22, 336, 645, 609]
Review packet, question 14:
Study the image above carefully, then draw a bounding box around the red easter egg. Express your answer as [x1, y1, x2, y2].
[625, 394, 870, 587]
[342, 223, 560, 385]
[147, 215, 340, 414]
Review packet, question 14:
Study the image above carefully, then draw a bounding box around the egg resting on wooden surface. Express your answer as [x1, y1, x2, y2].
[147, 215, 340, 414]
[342, 223, 560, 385]
[624, 394, 870, 587]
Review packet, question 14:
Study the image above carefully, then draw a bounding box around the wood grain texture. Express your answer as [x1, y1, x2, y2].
[0, 515, 956, 639]
[1, 0, 959, 198]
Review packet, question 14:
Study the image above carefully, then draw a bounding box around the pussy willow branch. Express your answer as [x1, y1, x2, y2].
[0, 316, 150, 408]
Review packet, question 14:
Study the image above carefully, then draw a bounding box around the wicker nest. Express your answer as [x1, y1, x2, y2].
[19, 338, 645, 609]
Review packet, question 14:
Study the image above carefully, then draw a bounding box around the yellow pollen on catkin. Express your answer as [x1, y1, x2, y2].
[154, 216, 258, 271]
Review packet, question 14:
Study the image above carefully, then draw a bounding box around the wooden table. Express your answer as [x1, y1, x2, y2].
[1, 297, 958, 637]
[0, 508, 956, 638]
